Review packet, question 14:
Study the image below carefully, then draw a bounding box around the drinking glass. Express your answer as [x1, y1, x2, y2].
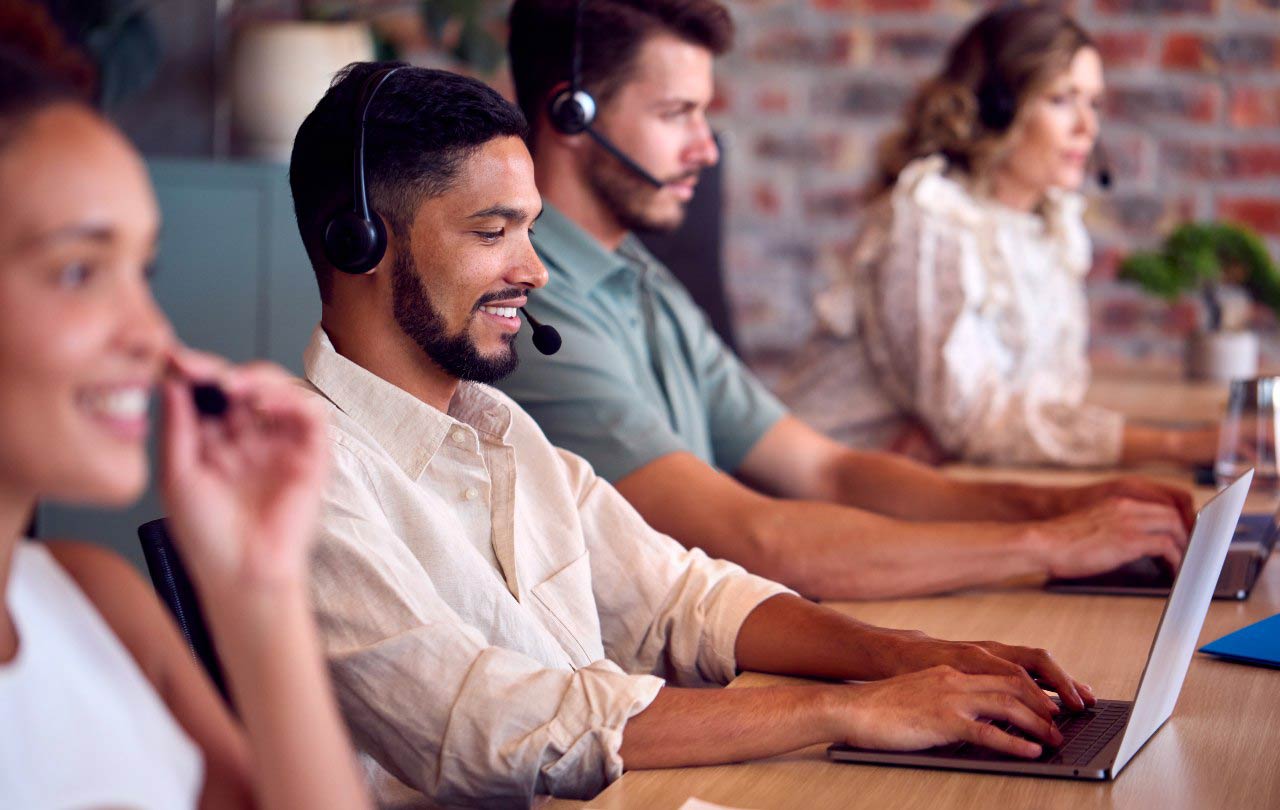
[1214, 377, 1280, 505]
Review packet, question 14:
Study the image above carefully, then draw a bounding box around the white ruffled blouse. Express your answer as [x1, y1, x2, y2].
[780, 155, 1124, 467]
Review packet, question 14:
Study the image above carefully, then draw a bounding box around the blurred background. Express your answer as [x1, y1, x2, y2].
[32, 0, 1280, 560]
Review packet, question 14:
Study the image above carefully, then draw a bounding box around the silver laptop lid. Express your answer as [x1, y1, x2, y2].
[1112, 470, 1253, 774]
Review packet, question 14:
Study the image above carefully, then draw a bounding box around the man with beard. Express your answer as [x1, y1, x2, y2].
[498, 0, 1197, 601]
[288, 63, 1095, 807]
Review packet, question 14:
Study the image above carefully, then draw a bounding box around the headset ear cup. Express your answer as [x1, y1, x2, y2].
[976, 78, 1017, 133]
[323, 210, 387, 275]
[547, 88, 596, 135]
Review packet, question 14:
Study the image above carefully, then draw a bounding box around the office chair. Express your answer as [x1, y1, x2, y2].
[137, 518, 232, 706]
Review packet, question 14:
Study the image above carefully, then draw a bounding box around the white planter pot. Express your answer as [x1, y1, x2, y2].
[230, 21, 374, 162]
[1185, 330, 1260, 382]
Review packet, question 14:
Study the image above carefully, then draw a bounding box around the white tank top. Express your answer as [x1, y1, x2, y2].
[0, 542, 204, 808]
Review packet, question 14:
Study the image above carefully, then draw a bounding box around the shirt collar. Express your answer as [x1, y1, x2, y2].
[531, 202, 633, 291]
[303, 326, 512, 479]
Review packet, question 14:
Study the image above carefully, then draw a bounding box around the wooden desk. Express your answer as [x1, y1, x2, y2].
[545, 376, 1280, 810]
[565, 510, 1278, 809]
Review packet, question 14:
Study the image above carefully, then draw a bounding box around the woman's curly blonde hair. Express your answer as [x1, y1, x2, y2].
[869, 4, 1095, 197]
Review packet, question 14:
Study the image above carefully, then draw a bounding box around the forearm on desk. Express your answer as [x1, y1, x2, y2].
[739, 498, 1047, 599]
[619, 684, 840, 770]
[732, 594, 923, 681]
[823, 447, 1067, 522]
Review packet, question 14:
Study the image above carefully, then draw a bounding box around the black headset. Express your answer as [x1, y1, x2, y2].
[972, 6, 1113, 189]
[546, 0, 665, 189]
[323, 65, 403, 275]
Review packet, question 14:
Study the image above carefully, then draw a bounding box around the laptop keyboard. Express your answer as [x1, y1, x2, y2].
[964, 700, 1132, 765]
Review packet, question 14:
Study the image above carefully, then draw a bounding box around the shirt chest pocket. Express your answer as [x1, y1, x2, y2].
[531, 553, 604, 668]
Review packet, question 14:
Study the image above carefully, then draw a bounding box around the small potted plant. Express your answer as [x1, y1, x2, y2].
[1120, 221, 1280, 381]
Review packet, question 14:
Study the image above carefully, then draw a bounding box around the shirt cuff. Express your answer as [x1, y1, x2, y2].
[699, 570, 796, 684]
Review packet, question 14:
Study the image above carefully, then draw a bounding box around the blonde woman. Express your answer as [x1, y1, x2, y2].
[781, 5, 1217, 468]
[0, 19, 369, 809]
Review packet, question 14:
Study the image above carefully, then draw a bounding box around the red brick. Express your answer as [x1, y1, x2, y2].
[754, 87, 793, 115]
[1106, 83, 1220, 124]
[1161, 33, 1212, 70]
[874, 30, 950, 65]
[1216, 34, 1280, 70]
[754, 132, 847, 165]
[1218, 198, 1280, 235]
[1161, 32, 1280, 71]
[709, 78, 732, 115]
[1161, 140, 1221, 179]
[752, 30, 854, 65]
[752, 182, 783, 217]
[1222, 145, 1280, 177]
[1229, 86, 1280, 127]
[1096, 0, 1216, 14]
[1094, 31, 1153, 69]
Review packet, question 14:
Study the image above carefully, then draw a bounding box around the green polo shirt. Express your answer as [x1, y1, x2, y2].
[497, 203, 787, 483]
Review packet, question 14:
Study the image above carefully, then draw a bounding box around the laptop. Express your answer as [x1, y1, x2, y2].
[827, 470, 1252, 781]
[1047, 507, 1276, 601]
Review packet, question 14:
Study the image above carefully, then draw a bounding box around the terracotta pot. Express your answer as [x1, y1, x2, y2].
[1185, 330, 1260, 382]
[230, 21, 373, 161]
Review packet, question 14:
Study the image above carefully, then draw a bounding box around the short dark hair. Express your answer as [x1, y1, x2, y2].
[289, 62, 528, 302]
[508, 0, 733, 139]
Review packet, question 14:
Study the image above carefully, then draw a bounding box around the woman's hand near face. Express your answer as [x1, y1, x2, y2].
[159, 347, 328, 594]
[157, 346, 369, 810]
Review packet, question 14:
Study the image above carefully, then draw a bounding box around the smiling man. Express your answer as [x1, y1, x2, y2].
[498, 0, 1197, 601]
[288, 64, 1099, 807]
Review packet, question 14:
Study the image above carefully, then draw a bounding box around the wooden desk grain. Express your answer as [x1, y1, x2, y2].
[543, 378, 1279, 810]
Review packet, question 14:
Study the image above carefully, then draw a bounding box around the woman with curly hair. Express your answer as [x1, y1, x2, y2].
[780, 4, 1217, 468]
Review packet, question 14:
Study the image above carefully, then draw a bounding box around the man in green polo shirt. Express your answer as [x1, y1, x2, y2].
[499, 0, 1195, 600]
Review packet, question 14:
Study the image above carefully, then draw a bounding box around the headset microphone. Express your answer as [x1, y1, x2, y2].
[520, 308, 562, 355]
[1094, 141, 1113, 190]
[583, 128, 664, 188]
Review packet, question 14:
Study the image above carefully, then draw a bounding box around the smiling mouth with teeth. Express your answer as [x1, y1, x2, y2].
[479, 305, 519, 319]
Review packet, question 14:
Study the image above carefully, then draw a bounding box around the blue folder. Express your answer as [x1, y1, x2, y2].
[1199, 613, 1280, 668]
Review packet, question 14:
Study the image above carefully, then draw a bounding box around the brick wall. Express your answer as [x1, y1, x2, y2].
[711, 0, 1280, 386]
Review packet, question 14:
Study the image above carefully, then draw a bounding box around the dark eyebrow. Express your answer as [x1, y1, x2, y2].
[467, 204, 544, 224]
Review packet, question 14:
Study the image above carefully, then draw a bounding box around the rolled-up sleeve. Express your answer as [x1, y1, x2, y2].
[311, 444, 664, 806]
[555, 447, 795, 686]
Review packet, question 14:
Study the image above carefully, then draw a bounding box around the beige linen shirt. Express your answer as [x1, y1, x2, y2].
[302, 328, 791, 808]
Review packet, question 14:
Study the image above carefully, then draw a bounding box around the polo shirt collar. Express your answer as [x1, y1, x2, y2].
[532, 202, 632, 291]
[303, 326, 512, 480]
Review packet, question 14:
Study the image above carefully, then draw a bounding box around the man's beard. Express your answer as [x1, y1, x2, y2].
[391, 249, 519, 384]
[585, 144, 689, 234]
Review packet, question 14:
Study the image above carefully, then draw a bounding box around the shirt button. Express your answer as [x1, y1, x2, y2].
[463, 487, 479, 501]
[451, 428, 467, 445]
